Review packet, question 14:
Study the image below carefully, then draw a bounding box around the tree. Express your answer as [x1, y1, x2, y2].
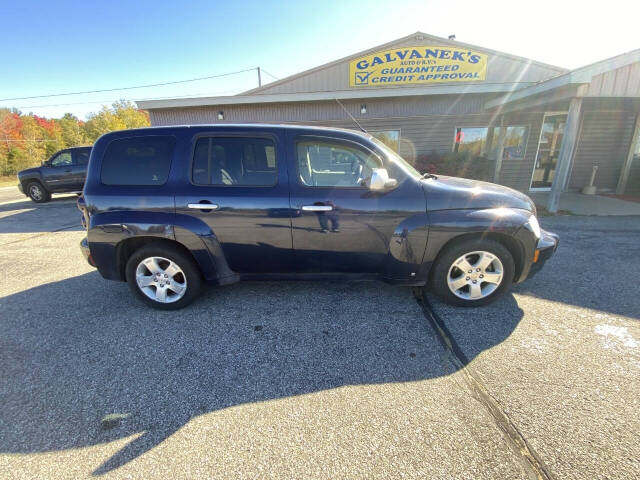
[84, 100, 149, 142]
[0, 101, 150, 177]
[59, 113, 89, 147]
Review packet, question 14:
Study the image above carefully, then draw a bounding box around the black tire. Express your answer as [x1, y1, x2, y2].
[125, 242, 203, 310]
[26, 181, 51, 203]
[429, 237, 515, 307]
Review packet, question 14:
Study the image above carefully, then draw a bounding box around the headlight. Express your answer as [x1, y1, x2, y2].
[527, 214, 541, 239]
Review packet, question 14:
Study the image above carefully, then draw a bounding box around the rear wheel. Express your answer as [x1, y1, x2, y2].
[26, 181, 50, 203]
[429, 238, 514, 307]
[125, 243, 203, 310]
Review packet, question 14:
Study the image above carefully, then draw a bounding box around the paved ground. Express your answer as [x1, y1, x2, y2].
[0, 187, 638, 479]
[529, 191, 640, 215]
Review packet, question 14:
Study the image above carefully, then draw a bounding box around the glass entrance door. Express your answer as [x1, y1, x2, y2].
[530, 113, 567, 190]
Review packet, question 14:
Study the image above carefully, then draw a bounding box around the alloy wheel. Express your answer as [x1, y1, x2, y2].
[446, 250, 504, 300]
[29, 184, 43, 201]
[135, 256, 187, 303]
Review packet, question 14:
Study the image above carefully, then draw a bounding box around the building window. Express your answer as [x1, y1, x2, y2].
[453, 126, 528, 161]
[370, 130, 400, 152]
[453, 127, 489, 156]
[490, 126, 529, 161]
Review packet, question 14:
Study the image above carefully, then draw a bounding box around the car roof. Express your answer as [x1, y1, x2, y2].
[96, 123, 373, 141]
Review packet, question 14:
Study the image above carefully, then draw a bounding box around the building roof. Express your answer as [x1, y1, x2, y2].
[137, 32, 568, 111]
[486, 47, 640, 109]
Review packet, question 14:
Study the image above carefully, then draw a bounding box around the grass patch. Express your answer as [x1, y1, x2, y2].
[535, 204, 574, 216]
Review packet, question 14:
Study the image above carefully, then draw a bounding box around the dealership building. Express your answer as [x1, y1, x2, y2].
[138, 32, 640, 209]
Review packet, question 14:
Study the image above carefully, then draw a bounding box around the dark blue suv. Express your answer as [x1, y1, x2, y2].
[79, 124, 558, 309]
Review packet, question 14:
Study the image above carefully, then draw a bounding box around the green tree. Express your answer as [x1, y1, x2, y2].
[59, 113, 89, 147]
[84, 100, 149, 142]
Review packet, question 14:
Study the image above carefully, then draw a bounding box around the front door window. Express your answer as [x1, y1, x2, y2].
[50, 152, 73, 167]
[531, 114, 567, 190]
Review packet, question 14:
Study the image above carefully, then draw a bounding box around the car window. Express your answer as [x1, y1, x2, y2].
[296, 140, 382, 187]
[51, 152, 73, 167]
[76, 149, 90, 166]
[101, 136, 174, 186]
[192, 137, 277, 186]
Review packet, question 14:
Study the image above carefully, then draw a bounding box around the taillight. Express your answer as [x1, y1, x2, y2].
[77, 195, 89, 230]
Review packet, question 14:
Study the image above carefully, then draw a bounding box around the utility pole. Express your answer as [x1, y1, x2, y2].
[257, 67, 262, 88]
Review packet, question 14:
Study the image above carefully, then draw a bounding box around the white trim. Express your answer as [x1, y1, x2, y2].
[137, 83, 535, 110]
[528, 112, 568, 191]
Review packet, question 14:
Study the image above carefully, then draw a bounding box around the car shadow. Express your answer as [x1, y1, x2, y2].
[0, 272, 523, 475]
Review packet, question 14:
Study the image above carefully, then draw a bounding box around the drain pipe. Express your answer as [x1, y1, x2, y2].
[582, 165, 598, 195]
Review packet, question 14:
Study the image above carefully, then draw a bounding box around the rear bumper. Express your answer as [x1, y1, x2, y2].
[17, 182, 23, 194]
[80, 237, 96, 267]
[528, 229, 559, 278]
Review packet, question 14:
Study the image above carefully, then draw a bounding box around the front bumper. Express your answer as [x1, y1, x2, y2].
[80, 237, 96, 267]
[17, 182, 23, 194]
[528, 229, 559, 278]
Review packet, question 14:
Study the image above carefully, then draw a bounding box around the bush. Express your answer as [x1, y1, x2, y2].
[413, 150, 492, 181]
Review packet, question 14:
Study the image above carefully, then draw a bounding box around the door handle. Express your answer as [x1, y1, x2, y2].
[188, 203, 219, 210]
[302, 205, 333, 211]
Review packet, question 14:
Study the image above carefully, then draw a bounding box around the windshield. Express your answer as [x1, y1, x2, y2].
[370, 136, 421, 178]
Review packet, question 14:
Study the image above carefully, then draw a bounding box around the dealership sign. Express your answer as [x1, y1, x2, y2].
[349, 46, 488, 87]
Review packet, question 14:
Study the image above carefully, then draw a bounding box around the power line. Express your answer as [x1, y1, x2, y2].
[0, 68, 257, 102]
[9, 90, 241, 110]
[260, 68, 279, 80]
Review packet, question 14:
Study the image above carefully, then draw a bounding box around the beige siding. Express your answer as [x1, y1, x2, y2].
[148, 96, 499, 169]
[584, 62, 640, 97]
[148, 94, 497, 126]
[569, 109, 637, 191]
[148, 96, 550, 193]
[247, 36, 565, 96]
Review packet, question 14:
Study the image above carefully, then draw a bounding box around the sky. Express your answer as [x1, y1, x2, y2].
[1, 0, 639, 119]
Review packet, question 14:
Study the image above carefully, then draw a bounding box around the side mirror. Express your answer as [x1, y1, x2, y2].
[368, 168, 398, 191]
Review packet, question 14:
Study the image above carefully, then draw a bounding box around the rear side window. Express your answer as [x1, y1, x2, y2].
[192, 137, 277, 186]
[101, 136, 175, 185]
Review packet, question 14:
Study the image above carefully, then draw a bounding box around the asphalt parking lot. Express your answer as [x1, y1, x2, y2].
[0, 186, 638, 479]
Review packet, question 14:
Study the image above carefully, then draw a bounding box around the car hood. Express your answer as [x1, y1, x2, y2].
[17, 167, 40, 177]
[421, 176, 536, 213]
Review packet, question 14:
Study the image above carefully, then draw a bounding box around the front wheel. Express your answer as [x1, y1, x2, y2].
[429, 238, 514, 307]
[125, 243, 203, 310]
[26, 181, 51, 203]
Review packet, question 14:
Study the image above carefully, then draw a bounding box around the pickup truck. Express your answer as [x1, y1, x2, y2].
[17, 146, 91, 202]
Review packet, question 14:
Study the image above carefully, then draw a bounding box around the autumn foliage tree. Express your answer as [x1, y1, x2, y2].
[0, 101, 149, 176]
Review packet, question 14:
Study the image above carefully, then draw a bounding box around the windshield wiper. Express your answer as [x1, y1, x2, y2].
[421, 172, 438, 180]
